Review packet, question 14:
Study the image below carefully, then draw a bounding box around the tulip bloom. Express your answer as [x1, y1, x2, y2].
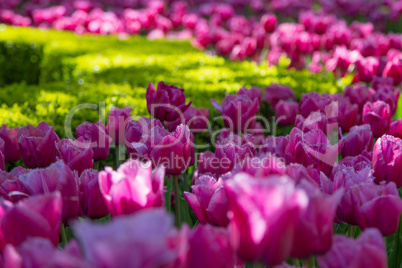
[0, 125, 21, 162]
[106, 107, 132, 145]
[1, 192, 62, 248]
[275, 101, 298, 125]
[184, 174, 229, 227]
[340, 124, 373, 158]
[211, 94, 259, 133]
[0, 138, 4, 171]
[232, 153, 286, 177]
[56, 137, 94, 176]
[224, 173, 308, 266]
[76, 121, 112, 161]
[187, 225, 236, 268]
[164, 106, 209, 133]
[260, 136, 289, 160]
[0, 168, 29, 203]
[238, 86, 262, 103]
[146, 81, 192, 122]
[286, 163, 320, 187]
[382, 60, 402, 86]
[362, 101, 391, 138]
[79, 169, 109, 219]
[317, 229, 387, 268]
[344, 85, 374, 112]
[19, 161, 80, 221]
[373, 135, 402, 187]
[264, 84, 296, 108]
[261, 14, 277, 33]
[98, 159, 165, 216]
[389, 119, 402, 138]
[73, 209, 187, 268]
[17, 122, 60, 168]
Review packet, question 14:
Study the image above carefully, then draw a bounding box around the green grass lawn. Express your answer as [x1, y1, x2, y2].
[0, 25, 350, 136]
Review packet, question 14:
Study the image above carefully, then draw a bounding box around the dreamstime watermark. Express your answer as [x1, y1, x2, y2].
[63, 101, 342, 171]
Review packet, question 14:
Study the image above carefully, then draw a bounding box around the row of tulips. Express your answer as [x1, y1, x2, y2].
[1, 1, 402, 85]
[0, 77, 401, 267]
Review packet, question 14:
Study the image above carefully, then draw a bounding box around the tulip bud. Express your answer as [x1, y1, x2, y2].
[106, 107, 132, 145]
[79, 169, 108, 219]
[382, 60, 402, 86]
[261, 14, 277, 33]
[362, 101, 391, 137]
[275, 101, 298, 126]
[340, 124, 374, 158]
[0, 125, 21, 162]
[164, 106, 209, 133]
[76, 121, 111, 161]
[56, 137, 94, 176]
[17, 122, 60, 168]
[264, 84, 296, 108]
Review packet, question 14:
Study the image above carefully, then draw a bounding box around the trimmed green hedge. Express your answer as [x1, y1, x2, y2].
[0, 25, 352, 137]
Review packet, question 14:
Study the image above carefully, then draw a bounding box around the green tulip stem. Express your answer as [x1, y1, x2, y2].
[173, 175, 181, 228]
[302, 257, 315, 268]
[61, 223, 68, 246]
[348, 225, 356, 238]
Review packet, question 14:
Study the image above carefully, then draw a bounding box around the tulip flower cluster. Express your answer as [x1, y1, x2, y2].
[0, 76, 401, 267]
[1, 1, 402, 84]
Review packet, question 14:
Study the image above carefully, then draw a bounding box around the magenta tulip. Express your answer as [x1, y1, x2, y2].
[389, 119, 402, 138]
[295, 111, 327, 134]
[340, 124, 373, 158]
[106, 107, 132, 145]
[76, 120, 112, 161]
[73, 209, 187, 268]
[238, 86, 262, 103]
[382, 60, 402, 86]
[79, 169, 108, 219]
[146, 81, 192, 122]
[275, 100, 298, 125]
[260, 136, 289, 160]
[1, 192, 62, 247]
[0, 138, 4, 171]
[184, 174, 229, 227]
[362, 101, 391, 137]
[344, 84, 375, 112]
[19, 161, 80, 221]
[0, 168, 29, 203]
[372, 135, 402, 187]
[98, 159, 165, 216]
[0, 125, 21, 162]
[56, 137, 94, 176]
[211, 93, 260, 132]
[317, 229, 387, 268]
[264, 84, 296, 108]
[372, 86, 400, 115]
[355, 57, 379, 83]
[224, 173, 308, 266]
[17, 122, 60, 168]
[261, 14, 277, 33]
[232, 153, 286, 177]
[286, 163, 320, 187]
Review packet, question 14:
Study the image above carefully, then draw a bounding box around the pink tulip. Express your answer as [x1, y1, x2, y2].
[0, 138, 4, 171]
[184, 174, 229, 227]
[362, 101, 391, 137]
[79, 169, 108, 219]
[146, 81, 192, 122]
[238, 86, 262, 103]
[344, 84, 375, 112]
[98, 159, 165, 216]
[275, 100, 298, 125]
[224, 173, 308, 266]
[261, 14, 277, 33]
[106, 107, 132, 145]
[260, 136, 289, 160]
[340, 124, 373, 157]
[232, 153, 287, 177]
[0, 167, 29, 203]
[389, 119, 402, 138]
[0, 125, 21, 162]
[382, 60, 402, 85]
[17, 122, 60, 168]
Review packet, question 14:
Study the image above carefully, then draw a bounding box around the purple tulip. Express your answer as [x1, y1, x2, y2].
[285, 128, 343, 176]
[98, 159, 165, 216]
[76, 121, 112, 161]
[337, 97, 359, 132]
[106, 107, 132, 145]
[372, 85, 400, 115]
[286, 163, 320, 187]
[298, 92, 327, 118]
[0, 125, 21, 162]
[355, 57, 379, 83]
[184, 174, 229, 227]
[164, 106, 209, 133]
[340, 124, 373, 158]
[373, 135, 402, 188]
[19, 161, 80, 221]
[150, 124, 194, 175]
[224, 173, 308, 266]
[260, 136, 289, 160]
[187, 224, 236, 268]
[362, 101, 391, 137]
[295, 111, 328, 134]
[79, 169, 108, 219]
[264, 84, 296, 108]
[275, 100, 298, 125]
[211, 93, 260, 132]
[344, 84, 374, 112]
[237, 86, 262, 103]
[146, 81, 192, 122]
[3, 237, 87, 268]
[73, 209, 187, 268]
[17, 122, 60, 168]
[261, 14, 277, 33]
[1, 192, 62, 248]
[0, 167, 29, 203]
[56, 137, 94, 176]
[317, 229, 387, 268]
[291, 180, 343, 259]
[389, 119, 402, 138]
